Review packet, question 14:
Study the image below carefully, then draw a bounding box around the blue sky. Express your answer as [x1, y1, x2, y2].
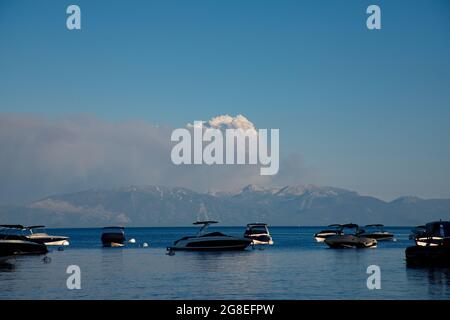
[1, 0, 450, 201]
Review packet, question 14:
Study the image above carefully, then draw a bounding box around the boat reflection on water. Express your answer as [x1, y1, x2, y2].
[406, 266, 450, 297]
[0, 261, 15, 271]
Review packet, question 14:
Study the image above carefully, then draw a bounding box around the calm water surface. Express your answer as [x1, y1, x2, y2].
[1, 227, 449, 299]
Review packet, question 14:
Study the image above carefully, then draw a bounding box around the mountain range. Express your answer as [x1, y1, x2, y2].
[0, 184, 449, 227]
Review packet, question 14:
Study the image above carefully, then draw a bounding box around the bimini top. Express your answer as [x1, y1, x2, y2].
[341, 223, 359, 229]
[0, 224, 26, 229]
[247, 223, 268, 227]
[193, 221, 218, 225]
[102, 226, 125, 230]
[328, 224, 343, 228]
[26, 225, 46, 229]
[426, 221, 450, 226]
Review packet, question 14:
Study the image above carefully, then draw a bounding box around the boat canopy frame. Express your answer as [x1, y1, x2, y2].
[193, 221, 219, 236]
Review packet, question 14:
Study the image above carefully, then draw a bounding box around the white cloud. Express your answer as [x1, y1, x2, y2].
[206, 114, 256, 131]
[188, 114, 257, 132]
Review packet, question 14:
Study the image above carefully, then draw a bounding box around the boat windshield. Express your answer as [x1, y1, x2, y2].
[327, 224, 342, 230]
[29, 227, 47, 234]
[103, 227, 124, 234]
[197, 224, 211, 236]
[247, 226, 268, 234]
[0, 226, 30, 237]
[193, 221, 219, 236]
[341, 225, 359, 234]
[364, 224, 384, 232]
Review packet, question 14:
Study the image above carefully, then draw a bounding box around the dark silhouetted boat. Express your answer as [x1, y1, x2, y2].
[101, 226, 126, 247]
[406, 221, 450, 266]
[168, 221, 252, 251]
[0, 225, 48, 260]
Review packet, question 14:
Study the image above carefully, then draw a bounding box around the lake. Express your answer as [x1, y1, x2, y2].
[1, 226, 449, 299]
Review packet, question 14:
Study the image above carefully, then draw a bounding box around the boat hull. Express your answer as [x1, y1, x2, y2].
[169, 237, 252, 251]
[325, 235, 377, 249]
[0, 239, 48, 256]
[27, 236, 70, 246]
[358, 232, 394, 241]
[406, 245, 450, 267]
[101, 233, 125, 247]
[45, 240, 70, 246]
[314, 231, 340, 242]
[244, 234, 274, 245]
[314, 231, 342, 243]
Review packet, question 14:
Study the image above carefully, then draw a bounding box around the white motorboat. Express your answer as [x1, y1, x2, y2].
[25, 226, 70, 246]
[244, 223, 274, 245]
[314, 224, 343, 242]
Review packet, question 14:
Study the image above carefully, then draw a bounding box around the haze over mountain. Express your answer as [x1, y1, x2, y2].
[0, 185, 449, 227]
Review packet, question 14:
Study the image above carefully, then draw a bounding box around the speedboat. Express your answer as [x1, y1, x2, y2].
[325, 224, 377, 249]
[244, 223, 274, 245]
[168, 221, 252, 251]
[410, 221, 450, 247]
[101, 226, 126, 247]
[0, 225, 48, 257]
[357, 224, 395, 241]
[25, 226, 70, 246]
[314, 224, 343, 242]
[406, 221, 450, 266]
